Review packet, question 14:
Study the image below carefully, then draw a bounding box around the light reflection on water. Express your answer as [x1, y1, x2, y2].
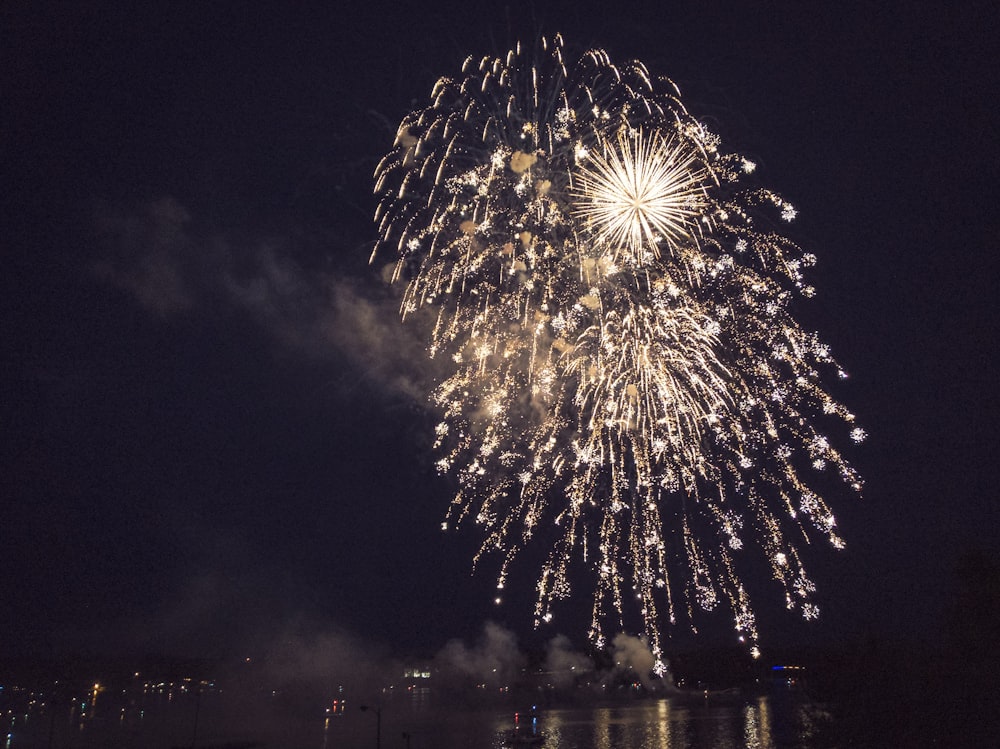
[529, 699, 788, 749]
[385, 696, 827, 749]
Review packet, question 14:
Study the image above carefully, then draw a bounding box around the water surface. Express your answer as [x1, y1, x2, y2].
[6, 688, 830, 748]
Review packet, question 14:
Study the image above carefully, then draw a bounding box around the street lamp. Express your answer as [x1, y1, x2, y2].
[359, 704, 381, 749]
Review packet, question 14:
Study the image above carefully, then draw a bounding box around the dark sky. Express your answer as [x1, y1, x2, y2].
[2, 1, 997, 661]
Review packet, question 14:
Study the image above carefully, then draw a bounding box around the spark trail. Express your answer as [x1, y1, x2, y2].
[372, 35, 863, 667]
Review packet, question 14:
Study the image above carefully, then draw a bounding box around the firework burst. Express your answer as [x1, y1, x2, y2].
[372, 35, 862, 666]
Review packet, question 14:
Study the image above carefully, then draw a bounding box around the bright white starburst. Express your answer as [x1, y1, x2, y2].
[572, 129, 709, 264]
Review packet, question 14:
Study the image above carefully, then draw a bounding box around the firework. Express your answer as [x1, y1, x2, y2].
[372, 35, 862, 666]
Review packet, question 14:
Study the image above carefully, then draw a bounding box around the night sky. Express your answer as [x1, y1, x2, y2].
[3, 1, 997, 661]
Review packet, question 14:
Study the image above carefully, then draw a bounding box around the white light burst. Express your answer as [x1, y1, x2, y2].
[572, 128, 709, 262]
[372, 35, 863, 660]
